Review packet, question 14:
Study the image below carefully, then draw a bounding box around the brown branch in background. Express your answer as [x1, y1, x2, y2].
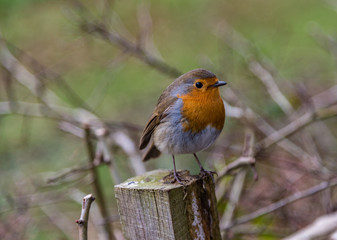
[259, 105, 337, 149]
[312, 84, 337, 109]
[251, 112, 317, 163]
[215, 21, 294, 115]
[215, 22, 329, 172]
[283, 211, 337, 240]
[216, 21, 337, 176]
[217, 127, 256, 181]
[248, 60, 294, 115]
[1, 34, 143, 181]
[0, 36, 104, 126]
[95, 128, 122, 183]
[137, 2, 163, 60]
[76, 194, 96, 240]
[0, 101, 58, 119]
[217, 156, 255, 181]
[4, 41, 94, 113]
[220, 77, 314, 163]
[84, 125, 115, 240]
[220, 169, 247, 238]
[0, 38, 63, 109]
[110, 130, 147, 176]
[46, 162, 103, 184]
[219, 128, 255, 237]
[224, 178, 337, 230]
[217, 21, 328, 177]
[1, 67, 17, 112]
[83, 22, 182, 78]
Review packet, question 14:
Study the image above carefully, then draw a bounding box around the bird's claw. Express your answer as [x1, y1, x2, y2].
[163, 170, 190, 185]
[199, 169, 217, 183]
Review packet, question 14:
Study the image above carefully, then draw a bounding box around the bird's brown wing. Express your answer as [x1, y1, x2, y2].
[139, 96, 178, 152]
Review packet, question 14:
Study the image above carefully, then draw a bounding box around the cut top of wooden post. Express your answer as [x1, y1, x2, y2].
[115, 169, 221, 240]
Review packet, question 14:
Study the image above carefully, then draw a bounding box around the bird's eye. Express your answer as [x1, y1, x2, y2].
[195, 82, 203, 88]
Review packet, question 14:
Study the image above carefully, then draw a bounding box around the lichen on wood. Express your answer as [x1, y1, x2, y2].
[115, 169, 221, 240]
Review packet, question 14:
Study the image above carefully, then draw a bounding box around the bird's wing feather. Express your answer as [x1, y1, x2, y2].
[139, 96, 178, 150]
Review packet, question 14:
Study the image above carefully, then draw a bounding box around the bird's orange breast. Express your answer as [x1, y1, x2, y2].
[178, 88, 225, 133]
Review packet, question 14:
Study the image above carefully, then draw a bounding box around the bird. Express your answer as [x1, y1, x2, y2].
[139, 69, 226, 184]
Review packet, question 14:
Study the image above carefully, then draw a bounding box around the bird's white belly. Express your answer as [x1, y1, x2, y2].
[153, 122, 221, 154]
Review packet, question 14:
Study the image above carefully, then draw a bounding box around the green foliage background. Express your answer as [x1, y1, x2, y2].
[0, 0, 336, 239]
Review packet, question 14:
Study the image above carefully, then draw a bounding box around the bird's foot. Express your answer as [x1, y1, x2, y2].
[162, 170, 190, 185]
[172, 171, 186, 185]
[199, 169, 217, 182]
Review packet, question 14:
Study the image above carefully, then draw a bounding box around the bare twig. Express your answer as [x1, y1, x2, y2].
[222, 86, 314, 163]
[84, 22, 182, 78]
[248, 60, 294, 115]
[46, 162, 104, 184]
[76, 194, 96, 240]
[312, 84, 337, 109]
[0, 101, 58, 119]
[110, 131, 146, 176]
[331, 230, 337, 240]
[1, 67, 17, 112]
[4, 40, 94, 112]
[84, 125, 115, 240]
[283, 211, 337, 240]
[136, 2, 162, 60]
[260, 105, 337, 149]
[0, 39, 98, 124]
[217, 127, 256, 181]
[217, 157, 255, 181]
[220, 169, 247, 234]
[95, 128, 121, 183]
[219, 128, 256, 237]
[224, 178, 337, 230]
[216, 21, 294, 115]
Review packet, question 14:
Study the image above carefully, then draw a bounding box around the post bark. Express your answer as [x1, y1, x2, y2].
[114, 169, 221, 240]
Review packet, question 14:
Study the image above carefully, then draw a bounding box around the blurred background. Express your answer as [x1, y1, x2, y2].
[1, 0, 337, 239]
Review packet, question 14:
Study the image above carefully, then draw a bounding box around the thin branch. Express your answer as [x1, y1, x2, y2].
[220, 169, 247, 232]
[219, 128, 255, 236]
[46, 162, 105, 184]
[0, 101, 58, 119]
[95, 128, 122, 184]
[251, 111, 317, 163]
[4, 40, 94, 112]
[312, 84, 337, 109]
[260, 105, 337, 149]
[222, 85, 314, 163]
[217, 127, 256, 181]
[0, 39, 98, 124]
[217, 157, 255, 181]
[136, 2, 164, 60]
[84, 125, 115, 240]
[84, 22, 182, 78]
[283, 211, 337, 240]
[216, 21, 294, 115]
[224, 178, 337, 230]
[110, 130, 146, 176]
[248, 60, 294, 115]
[76, 194, 96, 240]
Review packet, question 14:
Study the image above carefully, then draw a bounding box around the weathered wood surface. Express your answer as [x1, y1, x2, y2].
[115, 169, 221, 240]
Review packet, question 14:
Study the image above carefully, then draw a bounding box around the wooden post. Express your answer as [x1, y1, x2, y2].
[114, 170, 221, 240]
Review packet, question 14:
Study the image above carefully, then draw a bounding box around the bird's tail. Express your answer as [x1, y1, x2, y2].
[142, 143, 161, 162]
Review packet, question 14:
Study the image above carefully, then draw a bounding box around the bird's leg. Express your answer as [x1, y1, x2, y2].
[171, 155, 185, 185]
[193, 153, 217, 180]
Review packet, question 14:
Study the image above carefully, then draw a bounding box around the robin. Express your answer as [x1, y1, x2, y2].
[139, 69, 226, 184]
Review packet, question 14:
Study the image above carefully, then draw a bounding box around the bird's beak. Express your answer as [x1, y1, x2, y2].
[210, 81, 227, 88]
